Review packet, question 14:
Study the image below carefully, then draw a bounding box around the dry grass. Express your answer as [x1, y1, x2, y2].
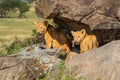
[0, 2, 43, 55]
[0, 2, 56, 55]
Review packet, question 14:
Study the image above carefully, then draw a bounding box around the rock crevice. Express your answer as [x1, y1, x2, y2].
[35, 0, 120, 43]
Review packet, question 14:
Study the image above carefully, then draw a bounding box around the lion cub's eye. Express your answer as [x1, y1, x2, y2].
[78, 36, 80, 38]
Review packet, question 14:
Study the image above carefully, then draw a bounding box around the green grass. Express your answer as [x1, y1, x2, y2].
[0, 18, 34, 36]
[0, 2, 44, 38]
[0, 3, 40, 34]
[0, 2, 55, 55]
[0, 2, 45, 55]
[0, 17, 36, 52]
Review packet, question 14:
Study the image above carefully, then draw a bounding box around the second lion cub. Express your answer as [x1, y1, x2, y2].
[71, 29, 98, 53]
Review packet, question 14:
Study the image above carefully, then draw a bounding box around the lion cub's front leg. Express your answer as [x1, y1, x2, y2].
[80, 36, 98, 53]
[45, 39, 52, 49]
[80, 42, 87, 53]
[45, 32, 52, 49]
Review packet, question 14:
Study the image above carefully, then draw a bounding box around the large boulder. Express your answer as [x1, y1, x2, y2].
[35, 0, 120, 43]
[35, 0, 120, 29]
[64, 40, 120, 80]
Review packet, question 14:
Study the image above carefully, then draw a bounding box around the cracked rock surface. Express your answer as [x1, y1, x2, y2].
[35, 0, 120, 29]
[35, 0, 120, 43]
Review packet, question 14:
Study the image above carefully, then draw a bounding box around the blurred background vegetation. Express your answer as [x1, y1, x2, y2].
[0, 0, 36, 18]
[0, 0, 45, 55]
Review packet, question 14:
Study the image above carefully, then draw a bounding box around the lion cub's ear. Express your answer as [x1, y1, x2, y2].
[44, 21, 49, 27]
[34, 21, 37, 25]
[71, 31, 75, 35]
[81, 29, 86, 35]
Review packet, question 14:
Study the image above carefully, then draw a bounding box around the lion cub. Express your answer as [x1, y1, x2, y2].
[71, 29, 98, 53]
[34, 21, 70, 60]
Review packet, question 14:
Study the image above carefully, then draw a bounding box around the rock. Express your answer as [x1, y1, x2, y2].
[0, 57, 23, 80]
[64, 40, 120, 80]
[35, 0, 120, 43]
[35, 0, 120, 29]
[0, 46, 65, 80]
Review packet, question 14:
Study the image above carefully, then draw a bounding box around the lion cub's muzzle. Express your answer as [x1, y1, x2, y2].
[72, 40, 80, 46]
[74, 42, 80, 45]
[38, 32, 43, 36]
[37, 32, 44, 39]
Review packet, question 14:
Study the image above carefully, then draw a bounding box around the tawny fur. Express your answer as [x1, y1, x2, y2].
[71, 29, 98, 53]
[34, 21, 70, 60]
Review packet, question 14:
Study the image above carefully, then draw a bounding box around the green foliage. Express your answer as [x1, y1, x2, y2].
[0, 0, 18, 10]
[0, 0, 30, 18]
[96, 78, 102, 80]
[32, 28, 37, 36]
[22, 38, 33, 47]
[0, 0, 20, 17]
[0, 41, 8, 55]
[18, 2, 30, 18]
[56, 61, 66, 80]
[26, 0, 36, 3]
[6, 37, 22, 55]
[0, 36, 36, 55]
